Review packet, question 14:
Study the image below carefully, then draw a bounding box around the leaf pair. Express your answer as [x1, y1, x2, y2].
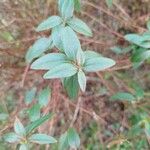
[4, 114, 56, 150]
[59, 128, 80, 150]
[125, 33, 150, 49]
[125, 33, 150, 67]
[31, 49, 115, 93]
[26, 0, 92, 64]
[25, 87, 51, 122]
[26, 18, 92, 63]
[3, 118, 26, 146]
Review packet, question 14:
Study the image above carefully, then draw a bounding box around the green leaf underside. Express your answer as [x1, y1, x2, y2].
[26, 37, 52, 63]
[111, 46, 132, 54]
[84, 57, 115, 72]
[144, 120, 150, 138]
[3, 132, 21, 143]
[36, 16, 62, 31]
[19, 144, 28, 150]
[106, 0, 113, 8]
[0, 113, 9, 121]
[84, 50, 102, 60]
[64, 74, 79, 99]
[147, 20, 150, 30]
[59, 132, 69, 150]
[78, 70, 86, 92]
[25, 87, 36, 105]
[43, 63, 77, 79]
[76, 49, 85, 65]
[29, 104, 41, 122]
[29, 134, 57, 144]
[132, 83, 144, 99]
[38, 87, 51, 107]
[61, 26, 81, 60]
[111, 46, 123, 54]
[68, 17, 92, 37]
[58, 0, 64, 12]
[31, 53, 69, 70]
[59, 0, 74, 20]
[52, 25, 64, 51]
[111, 92, 136, 101]
[67, 128, 80, 148]
[14, 118, 26, 136]
[25, 113, 53, 134]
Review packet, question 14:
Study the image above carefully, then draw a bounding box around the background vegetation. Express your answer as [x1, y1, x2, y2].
[0, 0, 150, 149]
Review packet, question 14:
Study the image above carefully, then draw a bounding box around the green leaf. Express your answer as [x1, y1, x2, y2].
[139, 50, 150, 61]
[31, 53, 69, 70]
[74, 0, 81, 12]
[147, 20, 150, 30]
[26, 37, 52, 63]
[78, 70, 86, 92]
[59, 132, 69, 150]
[84, 56, 115, 72]
[52, 25, 64, 51]
[59, 0, 74, 20]
[132, 83, 144, 99]
[36, 16, 62, 31]
[38, 87, 51, 107]
[67, 128, 80, 149]
[140, 41, 150, 49]
[111, 92, 136, 102]
[58, 0, 64, 12]
[19, 144, 29, 150]
[25, 113, 53, 134]
[106, 0, 113, 8]
[61, 26, 81, 60]
[14, 118, 26, 136]
[29, 134, 57, 144]
[76, 49, 85, 65]
[43, 63, 77, 79]
[111, 46, 123, 54]
[0, 113, 9, 121]
[111, 46, 132, 54]
[3, 132, 21, 143]
[68, 17, 92, 37]
[131, 47, 145, 62]
[84, 50, 102, 59]
[125, 34, 142, 45]
[144, 120, 150, 138]
[63, 74, 79, 99]
[25, 87, 36, 105]
[28, 104, 40, 122]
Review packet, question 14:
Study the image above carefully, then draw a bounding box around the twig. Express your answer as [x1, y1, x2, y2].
[21, 64, 30, 88]
[60, 94, 107, 125]
[70, 97, 82, 127]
